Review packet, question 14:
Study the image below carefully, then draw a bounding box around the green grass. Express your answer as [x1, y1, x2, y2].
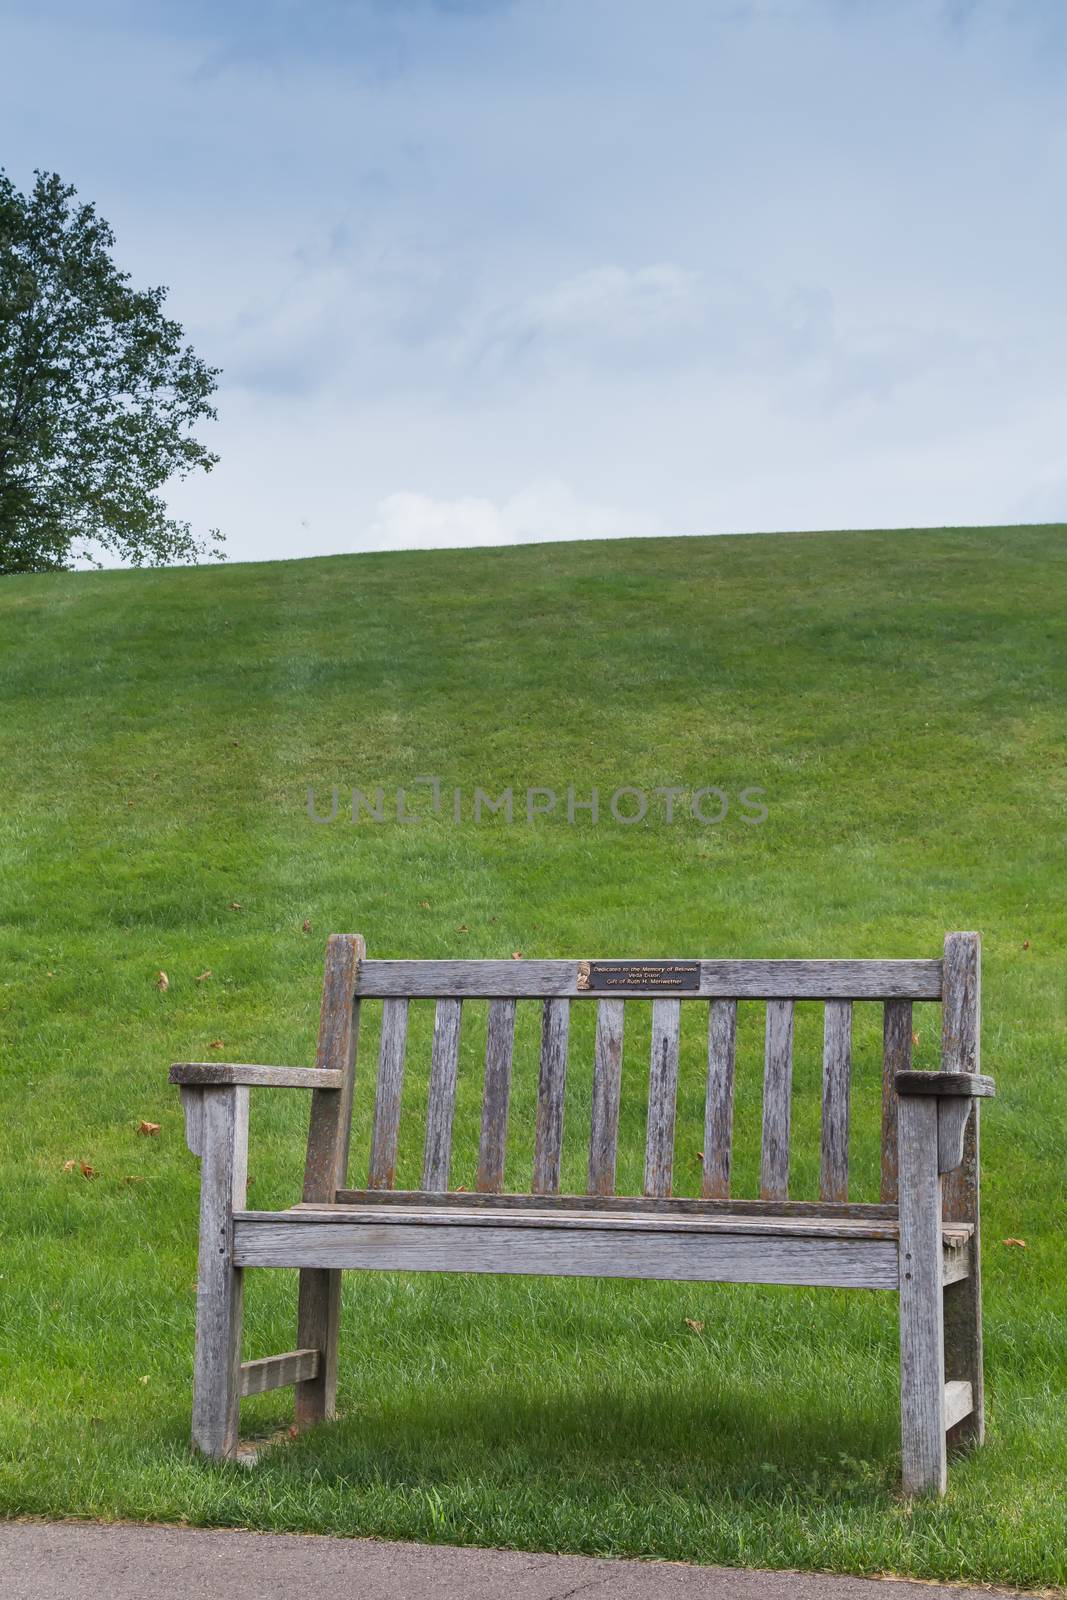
[0, 524, 1065, 1587]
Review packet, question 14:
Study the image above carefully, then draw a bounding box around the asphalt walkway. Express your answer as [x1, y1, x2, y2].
[0, 1521, 1042, 1600]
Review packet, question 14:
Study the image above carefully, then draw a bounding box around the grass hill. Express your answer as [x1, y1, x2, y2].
[0, 524, 1064, 1584]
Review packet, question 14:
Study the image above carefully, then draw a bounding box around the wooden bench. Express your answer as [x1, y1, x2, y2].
[170, 931, 993, 1495]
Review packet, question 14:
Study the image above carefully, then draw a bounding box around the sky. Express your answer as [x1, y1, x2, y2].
[3, 0, 1067, 562]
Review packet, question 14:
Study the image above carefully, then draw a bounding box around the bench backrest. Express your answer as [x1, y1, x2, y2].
[303, 933, 980, 1209]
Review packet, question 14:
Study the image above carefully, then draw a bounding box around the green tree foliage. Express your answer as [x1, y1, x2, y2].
[0, 170, 222, 573]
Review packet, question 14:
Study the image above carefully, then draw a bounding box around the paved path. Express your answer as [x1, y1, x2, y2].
[0, 1520, 1041, 1600]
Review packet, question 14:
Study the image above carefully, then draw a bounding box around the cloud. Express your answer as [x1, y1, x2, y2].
[521, 264, 703, 341]
[217, 257, 706, 402]
[183, 0, 519, 84]
[364, 480, 661, 551]
[467, 264, 704, 379]
[215, 242, 989, 420]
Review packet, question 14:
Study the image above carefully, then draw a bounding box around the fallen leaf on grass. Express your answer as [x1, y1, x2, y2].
[457, 924, 469, 933]
[195, 970, 212, 983]
[62, 1160, 96, 1178]
[209, 1039, 224, 1051]
[1022, 940, 1030, 950]
[511, 951, 522, 960]
[911, 1030, 920, 1047]
[156, 971, 169, 992]
[684, 1318, 705, 1334]
[229, 901, 242, 912]
[140, 1375, 149, 1385]
[301, 919, 312, 933]
[419, 900, 431, 910]
[1002, 1238, 1028, 1249]
[138, 1120, 161, 1136]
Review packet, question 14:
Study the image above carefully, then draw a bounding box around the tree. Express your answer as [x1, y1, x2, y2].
[0, 169, 222, 574]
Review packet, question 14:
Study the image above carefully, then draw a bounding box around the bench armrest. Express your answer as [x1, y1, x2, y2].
[896, 1071, 993, 1176]
[172, 1064, 343, 1165]
[170, 1063, 343, 1089]
[895, 1071, 994, 1098]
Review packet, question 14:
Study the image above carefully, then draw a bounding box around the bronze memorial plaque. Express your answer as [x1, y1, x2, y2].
[576, 960, 701, 992]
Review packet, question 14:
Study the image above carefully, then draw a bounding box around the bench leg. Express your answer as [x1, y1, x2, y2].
[943, 1104, 984, 1451]
[188, 1086, 249, 1460]
[940, 928, 985, 1455]
[898, 1094, 947, 1496]
[294, 1267, 342, 1429]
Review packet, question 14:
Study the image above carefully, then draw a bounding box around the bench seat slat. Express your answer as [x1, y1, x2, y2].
[233, 1217, 901, 1289]
[272, 1204, 902, 1238]
[333, 1187, 901, 1221]
[354, 958, 943, 999]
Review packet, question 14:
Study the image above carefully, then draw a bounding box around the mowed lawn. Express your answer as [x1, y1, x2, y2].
[0, 524, 1064, 1587]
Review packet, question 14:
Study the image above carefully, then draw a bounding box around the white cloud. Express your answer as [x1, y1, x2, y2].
[469, 264, 705, 379]
[522, 264, 702, 340]
[364, 480, 661, 551]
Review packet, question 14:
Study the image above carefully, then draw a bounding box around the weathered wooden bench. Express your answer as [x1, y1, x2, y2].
[170, 931, 993, 1495]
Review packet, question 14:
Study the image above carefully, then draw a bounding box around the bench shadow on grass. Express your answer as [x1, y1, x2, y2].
[248, 1380, 902, 1504]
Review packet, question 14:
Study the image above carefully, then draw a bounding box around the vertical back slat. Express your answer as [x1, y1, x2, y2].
[702, 998, 737, 1199]
[760, 999, 795, 1200]
[422, 998, 463, 1192]
[532, 998, 569, 1195]
[644, 999, 681, 1197]
[477, 998, 516, 1193]
[819, 999, 852, 1202]
[881, 999, 912, 1203]
[368, 997, 408, 1189]
[588, 999, 625, 1196]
